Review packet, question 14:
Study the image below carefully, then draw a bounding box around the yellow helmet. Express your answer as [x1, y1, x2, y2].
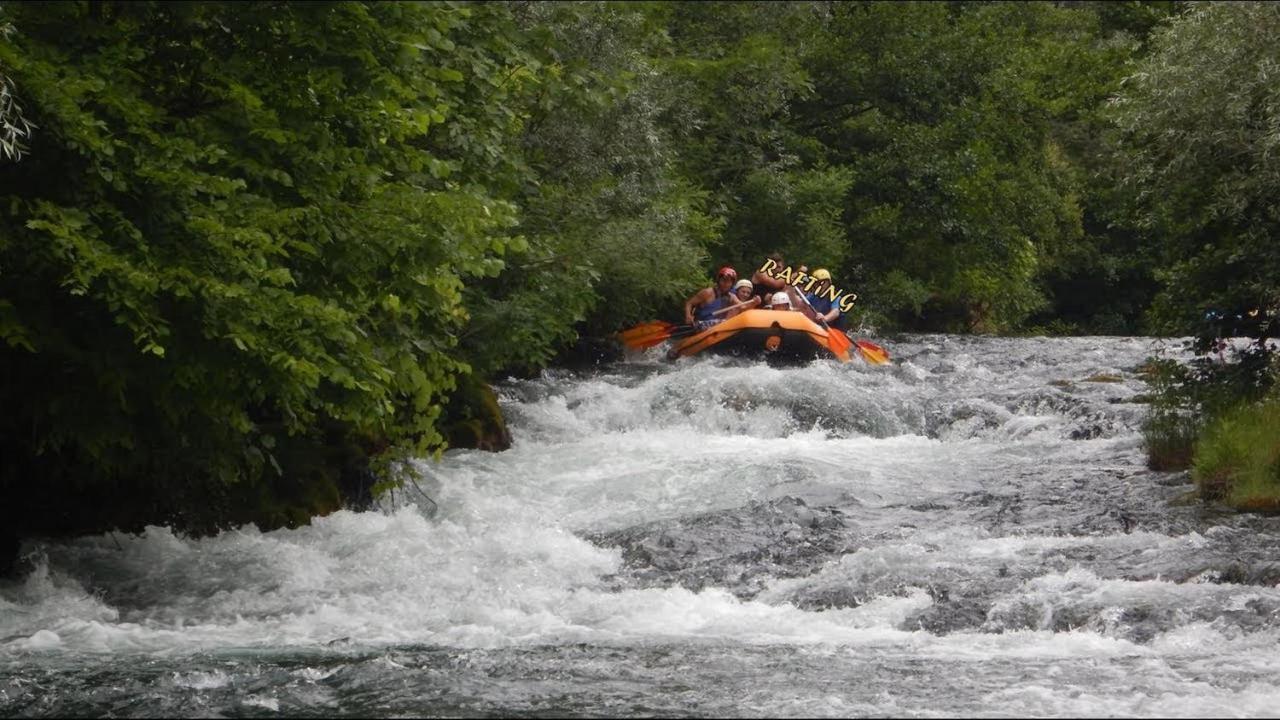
[812, 268, 832, 281]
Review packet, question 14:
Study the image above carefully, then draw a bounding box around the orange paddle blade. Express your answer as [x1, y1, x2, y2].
[618, 320, 675, 343]
[827, 326, 853, 356]
[627, 331, 676, 350]
[618, 322, 698, 350]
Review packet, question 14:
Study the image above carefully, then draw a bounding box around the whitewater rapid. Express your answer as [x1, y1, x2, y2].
[4, 335, 1280, 717]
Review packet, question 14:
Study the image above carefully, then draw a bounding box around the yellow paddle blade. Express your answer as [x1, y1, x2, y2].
[854, 339, 890, 365]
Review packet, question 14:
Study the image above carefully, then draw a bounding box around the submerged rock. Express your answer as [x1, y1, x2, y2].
[1083, 373, 1124, 383]
[587, 496, 852, 598]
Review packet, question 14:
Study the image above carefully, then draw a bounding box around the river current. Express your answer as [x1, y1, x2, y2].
[4, 334, 1280, 717]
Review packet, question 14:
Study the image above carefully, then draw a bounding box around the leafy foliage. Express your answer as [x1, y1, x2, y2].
[1141, 347, 1279, 471]
[1109, 2, 1280, 336]
[0, 17, 35, 162]
[797, 3, 1117, 331]
[0, 2, 527, 534]
[9, 0, 1278, 538]
[1108, 3, 1280, 487]
[459, 1, 716, 375]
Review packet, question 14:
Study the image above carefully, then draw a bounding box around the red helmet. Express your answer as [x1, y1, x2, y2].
[716, 266, 737, 281]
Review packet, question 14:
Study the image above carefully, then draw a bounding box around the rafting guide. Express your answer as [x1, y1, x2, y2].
[756, 258, 858, 314]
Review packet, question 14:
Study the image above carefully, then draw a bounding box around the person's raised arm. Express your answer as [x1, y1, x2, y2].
[788, 286, 818, 321]
[753, 270, 786, 294]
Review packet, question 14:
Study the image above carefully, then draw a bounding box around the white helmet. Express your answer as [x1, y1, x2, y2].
[770, 291, 791, 308]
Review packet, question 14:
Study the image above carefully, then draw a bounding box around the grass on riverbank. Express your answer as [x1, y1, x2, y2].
[1192, 400, 1280, 511]
[1144, 410, 1200, 471]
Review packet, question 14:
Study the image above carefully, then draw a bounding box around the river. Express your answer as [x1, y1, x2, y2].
[4, 335, 1280, 717]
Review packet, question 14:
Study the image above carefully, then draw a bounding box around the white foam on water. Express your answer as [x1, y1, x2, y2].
[3, 509, 1256, 661]
[242, 694, 280, 711]
[5, 334, 1267, 717]
[18, 630, 61, 651]
[171, 670, 233, 690]
[980, 680, 1280, 718]
[1, 512, 930, 653]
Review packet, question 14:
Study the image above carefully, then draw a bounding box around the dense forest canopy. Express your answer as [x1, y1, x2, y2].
[1, 1, 1277, 541]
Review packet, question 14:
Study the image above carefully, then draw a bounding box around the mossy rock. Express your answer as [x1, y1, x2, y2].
[1, 417, 379, 567]
[442, 374, 512, 452]
[1083, 373, 1125, 383]
[1131, 361, 1161, 377]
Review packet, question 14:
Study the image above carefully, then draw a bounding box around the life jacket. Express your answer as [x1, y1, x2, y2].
[694, 287, 734, 322]
[805, 291, 846, 330]
[806, 292, 835, 315]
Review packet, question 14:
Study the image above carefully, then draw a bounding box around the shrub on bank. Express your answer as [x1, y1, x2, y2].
[1144, 410, 1200, 471]
[1193, 400, 1280, 511]
[1140, 358, 1204, 471]
[1141, 348, 1278, 472]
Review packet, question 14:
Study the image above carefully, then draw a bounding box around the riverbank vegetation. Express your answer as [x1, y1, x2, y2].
[1193, 400, 1280, 511]
[1109, 2, 1280, 508]
[1, 1, 1277, 555]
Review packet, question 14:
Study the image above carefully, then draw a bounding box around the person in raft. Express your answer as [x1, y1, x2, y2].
[756, 253, 815, 315]
[751, 252, 789, 305]
[767, 291, 796, 311]
[721, 279, 762, 319]
[803, 268, 846, 331]
[683, 265, 743, 330]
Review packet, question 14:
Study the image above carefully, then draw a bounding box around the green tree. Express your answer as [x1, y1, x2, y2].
[1115, 3, 1280, 481]
[0, 2, 531, 536]
[654, 1, 838, 272]
[1110, 1, 1280, 340]
[459, 1, 716, 375]
[0, 18, 35, 162]
[796, 2, 1105, 332]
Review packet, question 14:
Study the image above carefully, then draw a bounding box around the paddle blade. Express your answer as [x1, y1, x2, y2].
[619, 324, 697, 350]
[827, 326, 853, 356]
[854, 339, 890, 365]
[627, 331, 675, 350]
[618, 320, 675, 343]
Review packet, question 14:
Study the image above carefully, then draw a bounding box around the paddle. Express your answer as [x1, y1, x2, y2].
[853, 338, 890, 365]
[618, 320, 675, 344]
[618, 321, 698, 350]
[714, 295, 761, 316]
[617, 297, 760, 350]
[626, 326, 699, 350]
[791, 289, 852, 362]
[791, 286, 890, 365]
